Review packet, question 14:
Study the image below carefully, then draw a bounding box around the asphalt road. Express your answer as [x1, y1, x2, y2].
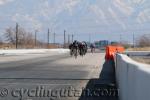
[0, 52, 117, 100]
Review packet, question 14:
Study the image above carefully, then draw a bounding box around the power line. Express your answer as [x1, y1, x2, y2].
[73, 28, 150, 35]
[0, 16, 133, 22]
[0, 21, 149, 31]
[1, 14, 149, 22]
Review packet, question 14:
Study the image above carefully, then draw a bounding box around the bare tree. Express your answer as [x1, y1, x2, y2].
[138, 34, 150, 47]
[0, 37, 3, 45]
[5, 26, 35, 48]
[120, 40, 132, 49]
[5, 27, 16, 44]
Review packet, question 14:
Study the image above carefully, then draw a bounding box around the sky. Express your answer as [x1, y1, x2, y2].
[0, 0, 150, 43]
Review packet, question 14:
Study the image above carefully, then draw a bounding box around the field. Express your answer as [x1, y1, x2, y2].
[127, 47, 150, 51]
[131, 57, 150, 64]
[127, 47, 150, 64]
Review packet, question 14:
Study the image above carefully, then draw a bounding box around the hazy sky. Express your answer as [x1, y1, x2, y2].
[0, 0, 150, 43]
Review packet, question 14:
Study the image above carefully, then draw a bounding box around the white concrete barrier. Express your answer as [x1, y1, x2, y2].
[0, 49, 69, 55]
[115, 54, 150, 100]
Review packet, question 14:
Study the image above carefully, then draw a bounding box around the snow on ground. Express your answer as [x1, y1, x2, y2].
[0, 49, 70, 55]
[0, 49, 70, 63]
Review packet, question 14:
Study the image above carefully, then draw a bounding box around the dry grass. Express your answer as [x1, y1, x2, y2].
[127, 47, 150, 64]
[127, 47, 150, 51]
[0, 44, 60, 49]
[0, 44, 15, 49]
[131, 57, 150, 64]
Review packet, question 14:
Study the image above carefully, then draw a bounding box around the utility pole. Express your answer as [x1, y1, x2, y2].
[47, 28, 50, 48]
[72, 34, 74, 43]
[16, 23, 18, 49]
[53, 32, 56, 44]
[64, 30, 66, 48]
[68, 34, 70, 45]
[35, 30, 37, 48]
[120, 34, 122, 44]
[89, 33, 91, 43]
[133, 33, 135, 48]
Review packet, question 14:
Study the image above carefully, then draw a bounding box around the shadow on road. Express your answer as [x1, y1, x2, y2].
[79, 60, 118, 100]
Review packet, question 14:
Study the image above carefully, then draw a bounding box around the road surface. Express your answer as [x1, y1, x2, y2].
[0, 52, 117, 100]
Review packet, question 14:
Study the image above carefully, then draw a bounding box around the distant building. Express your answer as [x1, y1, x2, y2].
[94, 40, 110, 49]
[111, 41, 119, 45]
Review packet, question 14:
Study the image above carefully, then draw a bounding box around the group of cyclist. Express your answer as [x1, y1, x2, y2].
[69, 40, 95, 58]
